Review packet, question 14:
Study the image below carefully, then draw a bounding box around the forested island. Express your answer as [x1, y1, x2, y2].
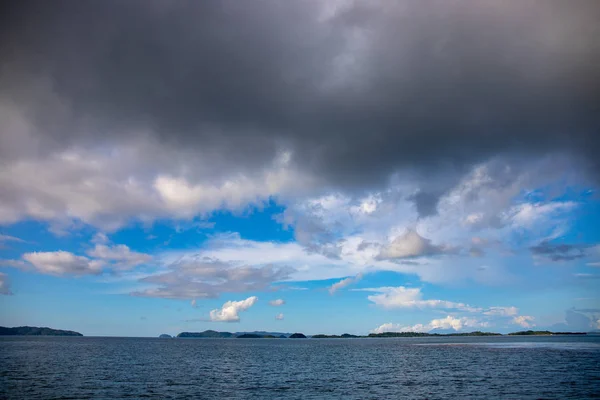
[0, 326, 83, 336]
[507, 330, 587, 336]
[312, 333, 361, 338]
[174, 330, 588, 338]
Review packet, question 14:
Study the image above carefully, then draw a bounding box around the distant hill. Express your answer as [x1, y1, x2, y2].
[176, 329, 589, 339]
[235, 331, 291, 338]
[177, 330, 234, 338]
[176, 330, 291, 338]
[0, 326, 83, 336]
[508, 330, 586, 336]
[312, 333, 360, 338]
[159, 334, 172, 338]
[237, 333, 281, 338]
[369, 331, 502, 338]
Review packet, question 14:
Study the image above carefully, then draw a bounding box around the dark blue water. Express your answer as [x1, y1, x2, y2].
[1, 336, 599, 399]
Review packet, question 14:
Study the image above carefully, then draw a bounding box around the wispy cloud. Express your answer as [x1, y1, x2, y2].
[328, 273, 362, 295]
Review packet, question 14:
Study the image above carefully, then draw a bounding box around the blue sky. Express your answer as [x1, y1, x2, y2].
[1, 178, 599, 336]
[1, 1, 599, 336]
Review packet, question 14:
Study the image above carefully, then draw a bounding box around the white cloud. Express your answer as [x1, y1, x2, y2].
[483, 306, 519, 317]
[329, 273, 362, 295]
[512, 315, 535, 328]
[91, 232, 109, 244]
[87, 244, 152, 269]
[505, 202, 577, 229]
[269, 299, 285, 306]
[0, 234, 24, 243]
[209, 296, 258, 322]
[0, 272, 12, 295]
[361, 286, 480, 312]
[0, 146, 315, 230]
[21, 251, 104, 276]
[6, 238, 152, 276]
[371, 316, 489, 334]
[275, 313, 284, 320]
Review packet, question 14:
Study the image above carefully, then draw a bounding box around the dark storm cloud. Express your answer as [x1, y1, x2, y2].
[2, 0, 599, 195]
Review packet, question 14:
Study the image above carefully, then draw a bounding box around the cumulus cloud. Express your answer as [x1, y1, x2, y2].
[328, 273, 362, 295]
[377, 230, 454, 260]
[0, 272, 12, 295]
[372, 316, 489, 334]
[550, 309, 600, 331]
[4, 237, 152, 276]
[512, 315, 536, 328]
[209, 296, 258, 322]
[269, 299, 285, 307]
[275, 313, 284, 320]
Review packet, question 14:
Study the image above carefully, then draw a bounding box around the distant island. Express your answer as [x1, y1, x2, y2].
[368, 331, 503, 338]
[1, 327, 588, 338]
[177, 330, 291, 338]
[178, 330, 235, 338]
[173, 329, 589, 338]
[237, 333, 281, 338]
[0, 326, 83, 336]
[507, 330, 586, 336]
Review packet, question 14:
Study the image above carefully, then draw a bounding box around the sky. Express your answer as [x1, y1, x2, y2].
[1, 0, 599, 337]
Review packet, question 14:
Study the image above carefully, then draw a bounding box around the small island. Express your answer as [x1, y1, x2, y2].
[312, 333, 360, 338]
[159, 334, 172, 338]
[289, 333, 307, 338]
[0, 326, 83, 336]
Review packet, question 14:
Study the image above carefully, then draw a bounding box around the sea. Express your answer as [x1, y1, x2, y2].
[1, 335, 599, 399]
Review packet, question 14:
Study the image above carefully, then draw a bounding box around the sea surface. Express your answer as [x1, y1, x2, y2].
[1, 335, 599, 399]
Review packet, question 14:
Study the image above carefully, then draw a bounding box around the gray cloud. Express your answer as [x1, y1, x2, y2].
[550, 309, 599, 332]
[86, 244, 152, 269]
[530, 241, 588, 262]
[0, 272, 12, 295]
[377, 229, 455, 260]
[132, 258, 294, 300]
[1, 0, 598, 213]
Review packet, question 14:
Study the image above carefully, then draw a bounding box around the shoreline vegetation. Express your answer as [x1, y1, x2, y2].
[0, 327, 592, 338]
